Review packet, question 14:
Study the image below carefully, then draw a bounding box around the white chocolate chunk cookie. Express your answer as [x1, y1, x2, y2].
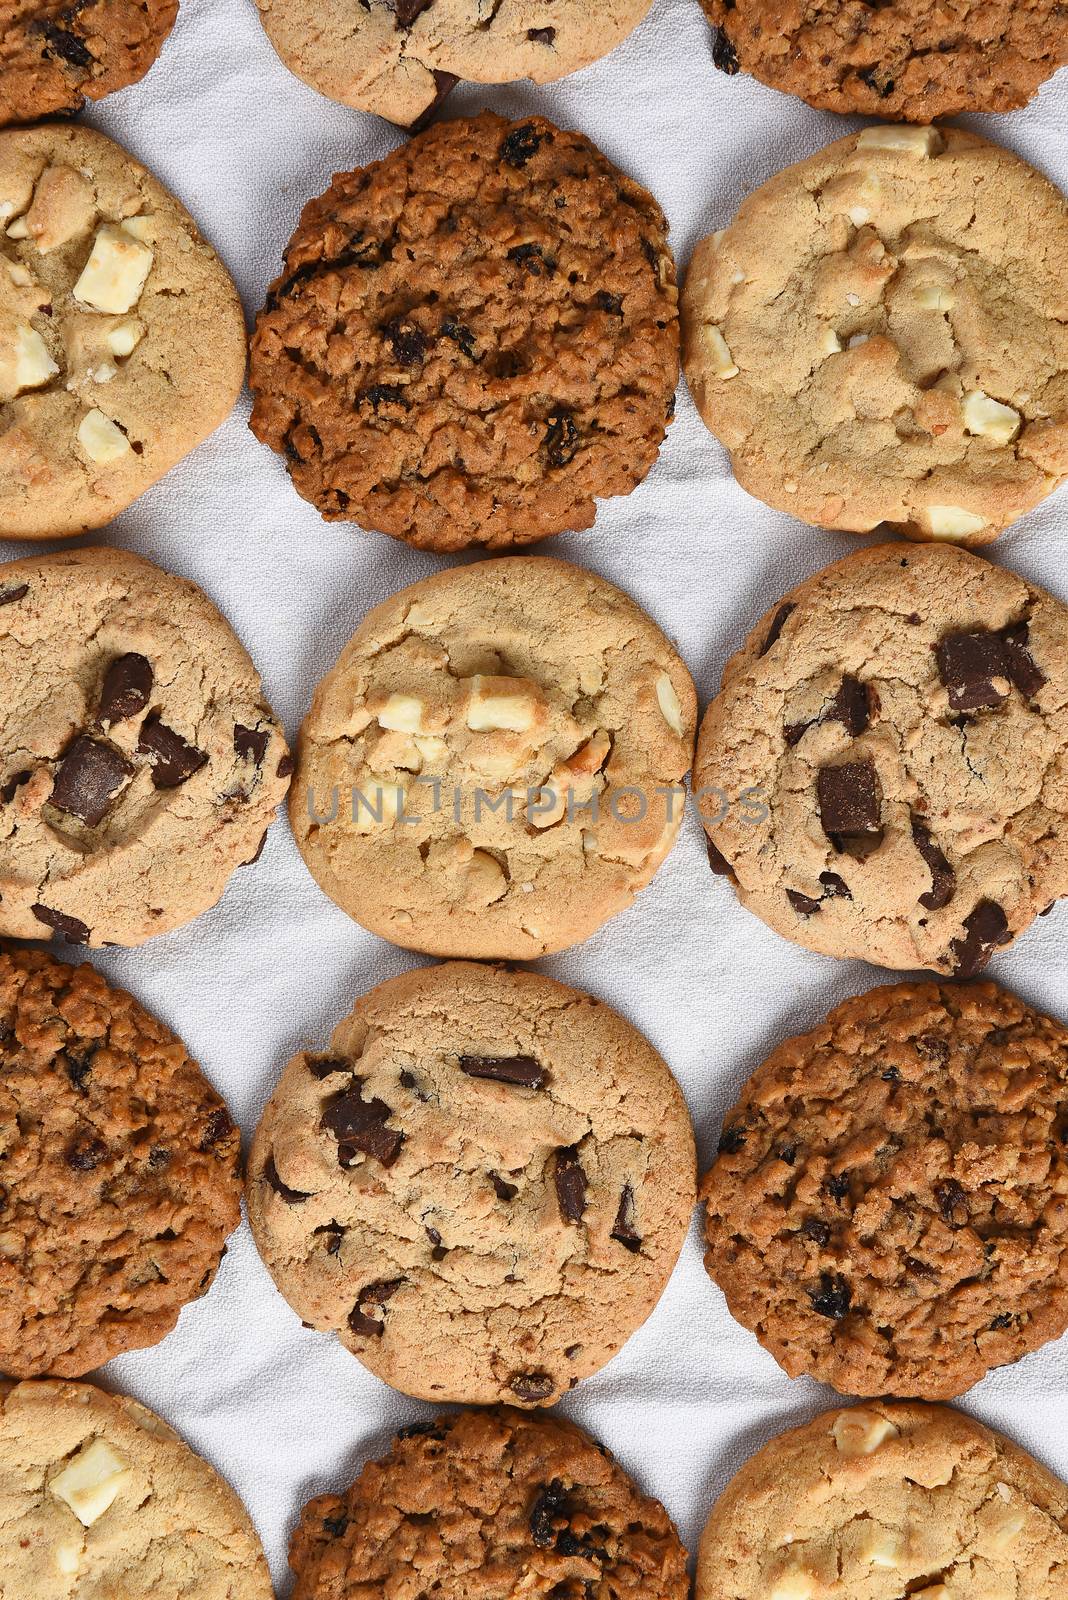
[0, 1380, 272, 1600]
[247, 961, 696, 1406]
[291, 557, 696, 959]
[0, 122, 246, 540]
[0, 546, 291, 949]
[682, 127, 1068, 544]
[255, 0, 653, 128]
[695, 542, 1068, 974]
[697, 1404, 1068, 1600]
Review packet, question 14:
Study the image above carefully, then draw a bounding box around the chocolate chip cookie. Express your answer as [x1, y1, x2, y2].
[248, 961, 696, 1407]
[0, 0, 178, 126]
[682, 126, 1068, 544]
[0, 546, 290, 949]
[1, 122, 246, 539]
[696, 542, 1068, 974]
[289, 556, 695, 958]
[256, 0, 654, 128]
[0, 1379, 273, 1598]
[698, 1402, 1068, 1600]
[249, 112, 679, 552]
[702, 979, 1068, 1400]
[699, 0, 1068, 122]
[289, 1406, 689, 1600]
[0, 944, 243, 1377]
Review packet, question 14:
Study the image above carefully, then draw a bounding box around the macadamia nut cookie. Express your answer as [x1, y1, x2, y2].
[682, 126, 1068, 544]
[248, 961, 696, 1407]
[0, 0, 178, 126]
[0, 546, 290, 949]
[0, 122, 246, 539]
[697, 1403, 1068, 1600]
[696, 543, 1068, 974]
[0, 1379, 273, 1599]
[290, 557, 695, 958]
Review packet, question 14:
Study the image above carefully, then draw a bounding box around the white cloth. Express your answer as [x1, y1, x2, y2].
[4, 0, 1068, 1589]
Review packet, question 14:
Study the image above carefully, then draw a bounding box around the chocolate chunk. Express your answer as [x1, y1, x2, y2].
[441, 317, 477, 358]
[323, 1513, 349, 1538]
[308, 1055, 348, 1080]
[610, 1184, 641, 1252]
[711, 26, 740, 72]
[406, 70, 457, 132]
[1, 770, 29, 804]
[41, 21, 92, 65]
[807, 1272, 852, 1320]
[882, 1066, 902, 1082]
[321, 1083, 403, 1167]
[99, 654, 153, 724]
[990, 1312, 1014, 1330]
[51, 736, 132, 826]
[490, 1171, 518, 1201]
[910, 815, 956, 911]
[801, 1217, 830, 1247]
[31, 904, 90, 945]
[392, 0, 431, 26]
[349, 1278, 404, 1337]
[0, 583, 28, 607]
[545, 412, 579, 467]
[718, 1123, 747, 1155]
[818, 871, 851, 899]
[396, 1420, 445, 1441]
[784, 719, 811, 747]
[860, 65, 895, 97]
[242, 830, 269, 866]
[137, 716, 208, 789]
[594, 291, 623, 316]
[706, 838, 736, 879]
[314, 1221, 344, 1256]
[508, 243, 555, 277]
[817, 760, 881, 843]
[361, 383, 409, 411]
[787, 889, 823, 917]
[264, 1154, 311, 1204]
[825, 1173, 850, 1202]
[63, 1051, 93, 1092]
[528, 25, 555, 43]
[1000, 620, 1046, 699]
[234, 724, 269, 764]
[277, 753, 295, 778]
[149, 1146, 171, 1169]
[951, 899, 1011, 977]
[67, 1132, 106, 1171]
[384, 321, 427, 366]
[426, 1225, 447, 1260]
[509, 1371, 554, 1402]
[458, 1054, 546, 1089]
[199, 1108, 235, 1151]
[554, 1147, 587, 1224]
[935, 1178, 968, 1225]
[530, 1481, 568, 1548]
[935, 629, 1011, 712]
[759, 602, 794, 657]
[501, 123, 547, 168]
[828, 675, 873, 735]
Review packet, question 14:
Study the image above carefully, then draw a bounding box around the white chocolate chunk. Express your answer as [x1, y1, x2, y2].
[22, 165, 96, 252]
[857, 126, 945, 157]
[847, 333, 870, 349]
[771, 1571, 815, 1600]
[90, 361, 118, 384]
[6, 216, 29, 239]
[121, 214, 155, 243]
[466, 849, 508, 903]
[963, 389, 1021, 446]
[377, 693, 424, 733]
[926, 505, 988, 538]
[352, 781, 405, 832]
[701, 323, 739, 379]
[73, 224, 153, 315]
[913, 1588, 949, 1600]
[77, 409, 132, 466]
[2, 322, 59, 399]
[656, 672, 684, 735]
[105, 318, 145, 358]
[414, 734, 446, 762]
[832, 1409, 900, 1456]
[50, 1438, 131, 1526]
[55, 1539, 82, 1576]
[466, 675, 537, 733]
[846, 292, 861, 306]
[848, 205, 871, 226]
[860, 1526, 904, 1569]
[820, 328, 843, 357]
[915, 284, 956, 312]
[6, 261, 31, 287]
[987, 1505, 1027, 1552]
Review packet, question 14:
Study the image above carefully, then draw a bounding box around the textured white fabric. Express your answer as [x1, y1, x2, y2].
[3, 0, 1068, 1589]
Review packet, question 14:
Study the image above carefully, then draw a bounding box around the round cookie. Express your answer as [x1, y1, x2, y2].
[0, 944, 243, 1377]
[698, 0, 1068, 122]
[695, 542, 1068, 975]
[0, 0, 178, 126]
[0, 122, 246, 540]
[682, 125, 1068, 544]
[255, 0, 653, 129]
[701, 979, 1068, 1400]
[289, 1406, 689, 1600]
[290, 557, 695, 958]
[248, 961, 696, 1407]
[249, 112, 679, 552]
[0, 546, 291, 949]
[697, 1402, 1068, 1600]
[0, 1379, 273, 1599]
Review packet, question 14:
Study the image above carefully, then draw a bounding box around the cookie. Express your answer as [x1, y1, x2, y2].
[699, 0, 1068, 122]
[0, 0, 177, 126]
[0, 546, 290, 950]
[0, 944, 243, 1377]
[0, 122, 246, 539]
[701, 979, 1068, 1400]
[289, 556, 695, 958]
[0, 1378, 273, 1598]
[249, 112, 679, 552]
[248, 960, 696, 1407]
[255, 0, 653, 129]
[289, 1406, 689, 1600]
[682, 125, 1068, 544]
[697, 1401, 1068, 1600]
[695, 542, 1068, 975]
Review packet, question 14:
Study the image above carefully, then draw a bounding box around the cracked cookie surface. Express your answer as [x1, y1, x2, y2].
[249, 112, 679, 552]
[0, 546, 291, 949]
[0, 1378, 272, 1598]
[248, 961, 696, 1407]
[698, 0, 1068, 122]
[0, 0, 178, 126]
[290, 556, 695, 958]
[698, 1401, 1068, 1600]
[0, 945, 243, 1377]
[695, 542, 1068, 974]
[682, 126, 1068, 544]
[289, 1405, 689, 1600]
[701, 980, 1068, 1400]
[256, 0, 653, 127]
[0, 122, 246, 540]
